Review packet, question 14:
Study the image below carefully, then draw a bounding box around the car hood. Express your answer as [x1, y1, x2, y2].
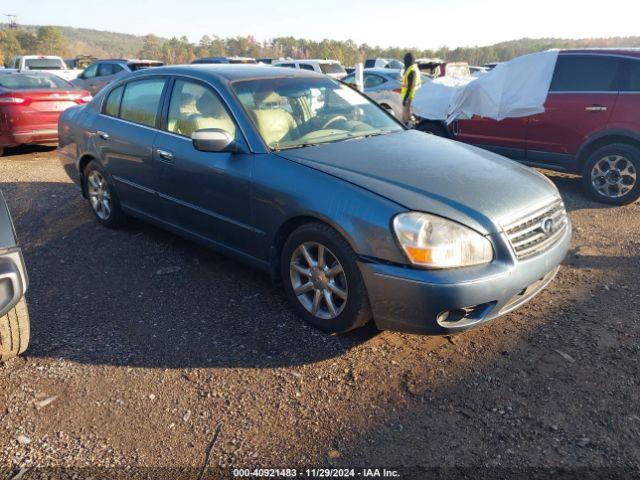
[276, 130, 560, 234]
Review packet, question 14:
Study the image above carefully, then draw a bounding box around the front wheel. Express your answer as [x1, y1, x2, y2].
[281, 223, 372, 334]
[582, 143, 640, 205]
[0, 297, 30, 362]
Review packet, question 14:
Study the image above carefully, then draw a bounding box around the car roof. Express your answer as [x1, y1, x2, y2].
[99, 59, 162, 64]
[128, 64, 326, 82]
[560, 48, 640, 58]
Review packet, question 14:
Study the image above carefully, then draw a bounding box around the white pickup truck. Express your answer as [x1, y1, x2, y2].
[8, 55, 81, 82]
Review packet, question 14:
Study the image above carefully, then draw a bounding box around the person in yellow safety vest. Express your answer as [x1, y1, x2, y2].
[401, 52, 422, 125]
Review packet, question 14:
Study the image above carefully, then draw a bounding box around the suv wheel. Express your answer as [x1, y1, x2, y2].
[83, 160, 126, 227]
[281, 223, 372, 334]
[582, 143, 640, 205]
[415, 121, 448, 137]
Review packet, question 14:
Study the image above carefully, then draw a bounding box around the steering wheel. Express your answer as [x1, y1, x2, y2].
[322, 115, 348, 129]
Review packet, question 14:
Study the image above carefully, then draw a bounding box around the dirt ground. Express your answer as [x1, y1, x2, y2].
[0, 145, 638, 479]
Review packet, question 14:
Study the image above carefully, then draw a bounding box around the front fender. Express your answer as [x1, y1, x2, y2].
[252, 153, 408, 265]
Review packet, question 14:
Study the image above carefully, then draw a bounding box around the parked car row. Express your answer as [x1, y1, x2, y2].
[417, 49, 640, 205]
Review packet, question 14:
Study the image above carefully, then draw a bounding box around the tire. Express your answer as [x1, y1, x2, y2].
[0, 146, 4, 157]
[83, 160, 126, 227]
[581, 143, 640, 206]
[415, 120, 449, 137]
[281, 222, 372, 334]
[0, 297, 30, 362]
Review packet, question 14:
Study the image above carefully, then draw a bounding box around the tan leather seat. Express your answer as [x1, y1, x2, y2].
[175, 94, 237, 138]
[249, 91, 296, 146]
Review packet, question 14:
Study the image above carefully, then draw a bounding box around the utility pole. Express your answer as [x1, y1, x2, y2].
[3, 14, 18, 29]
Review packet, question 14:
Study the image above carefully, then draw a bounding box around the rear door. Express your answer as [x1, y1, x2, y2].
[90, 77, 168, 215]
[525, 54, 619, 168]
[608, 57, 640, 131]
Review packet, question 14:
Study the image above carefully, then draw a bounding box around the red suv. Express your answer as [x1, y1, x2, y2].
[420, 50, 640, 205]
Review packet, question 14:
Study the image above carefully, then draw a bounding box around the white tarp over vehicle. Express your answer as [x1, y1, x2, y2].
[412, 50, 559, 123]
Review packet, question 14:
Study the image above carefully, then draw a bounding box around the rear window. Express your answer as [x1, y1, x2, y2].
[550, 55, 619, 92]
[0, 73, 73, 90]
[127, 62, 163, 71]
[229, 59, 257, 64]
[24, 58, 64, 70]
[103, 85, 124, 117]
[319, 63, 346, 75]
[445, 64, 470, 78]
[119, 79, 166, 127]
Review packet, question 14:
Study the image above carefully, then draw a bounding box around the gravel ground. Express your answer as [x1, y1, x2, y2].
[0, 145, 639, 479]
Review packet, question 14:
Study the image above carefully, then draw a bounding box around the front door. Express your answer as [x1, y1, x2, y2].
[455, 116, 529, 160]
[152, 78, 255, 253]
[526, 54, 620, 168]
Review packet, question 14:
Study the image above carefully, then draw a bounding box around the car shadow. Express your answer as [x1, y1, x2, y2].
[1, 180, 380, 369]
[1, 144, 57, 157]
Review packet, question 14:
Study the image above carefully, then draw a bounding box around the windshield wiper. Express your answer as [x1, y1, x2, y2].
[273, 142, 320, 151]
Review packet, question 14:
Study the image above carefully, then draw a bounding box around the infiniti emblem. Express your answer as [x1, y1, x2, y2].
[540, 217, 554, 235]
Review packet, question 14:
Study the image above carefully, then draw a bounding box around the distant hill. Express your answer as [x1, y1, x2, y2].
[7, 24, 152, 57]
[2, 24, 640, 65]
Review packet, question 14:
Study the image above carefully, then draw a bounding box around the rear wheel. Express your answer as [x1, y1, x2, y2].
[0, 297, 30, 362]
[582, 143, 640, 205]
[83, 160, 126, 227]
[281, 223, 371, 334]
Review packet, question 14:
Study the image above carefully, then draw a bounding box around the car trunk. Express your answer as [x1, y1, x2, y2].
[1, 90, 87, 131]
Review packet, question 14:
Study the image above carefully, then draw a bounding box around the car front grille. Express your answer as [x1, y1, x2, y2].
[503, 198, 568, 260]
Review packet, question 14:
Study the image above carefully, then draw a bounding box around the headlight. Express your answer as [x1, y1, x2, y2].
[393, 212, 493, 269]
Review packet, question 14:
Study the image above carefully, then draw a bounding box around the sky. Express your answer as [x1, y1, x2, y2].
[7, 0, 640, 49]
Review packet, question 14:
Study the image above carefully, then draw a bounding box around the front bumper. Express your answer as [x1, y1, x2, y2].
[359, 220, 571, 335]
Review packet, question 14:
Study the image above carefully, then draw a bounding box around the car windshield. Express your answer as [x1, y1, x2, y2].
[0, 73, 73, 90]
[232, 76, 403, 150]
[24, 58, 63, 70]
[319, 63, 346, 75]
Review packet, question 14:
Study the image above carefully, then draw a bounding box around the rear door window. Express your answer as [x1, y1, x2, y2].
[550, 55, 620, 92]
[299, 64, 315, 71]
[119, 78, 166, 127]
[364, 74, 386, 88]
[83, 63, 98, 79]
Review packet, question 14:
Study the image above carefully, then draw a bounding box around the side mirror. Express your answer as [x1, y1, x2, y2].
[192, 128, 235, 152]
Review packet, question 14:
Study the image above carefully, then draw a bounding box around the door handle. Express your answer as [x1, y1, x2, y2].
[156, 149, 174, 162]
[585, 105, 607, 112]
[97, 131, 109, 140]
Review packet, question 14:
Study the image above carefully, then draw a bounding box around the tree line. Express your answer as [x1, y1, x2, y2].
[2, 25, 640, 67]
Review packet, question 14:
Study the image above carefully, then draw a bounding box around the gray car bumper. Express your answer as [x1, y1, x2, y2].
[359, 220, 571, 335]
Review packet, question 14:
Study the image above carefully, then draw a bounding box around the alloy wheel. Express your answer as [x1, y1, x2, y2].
[591, 155, 637, 199]
[289, 241, 348, 320]
[87, 170, 112, 220]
